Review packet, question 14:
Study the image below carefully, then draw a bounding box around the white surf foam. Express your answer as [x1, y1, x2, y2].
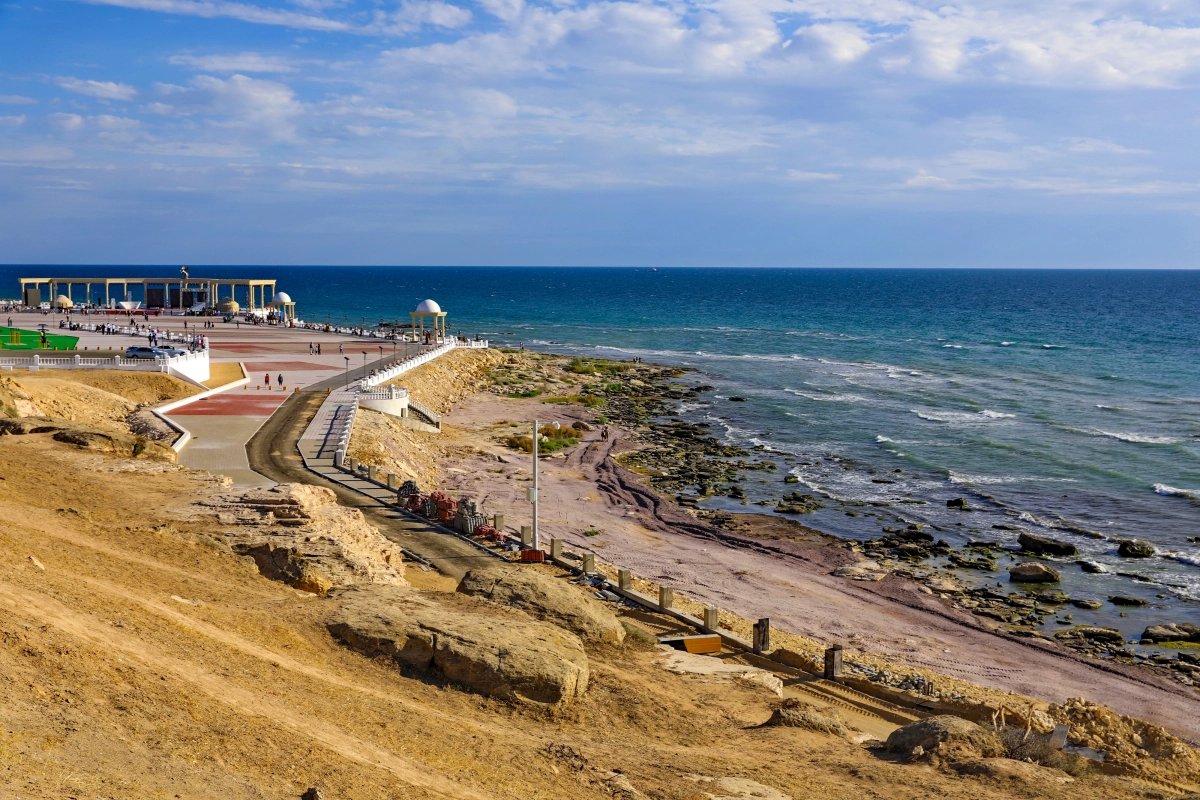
[1154, 484, 1199, 500]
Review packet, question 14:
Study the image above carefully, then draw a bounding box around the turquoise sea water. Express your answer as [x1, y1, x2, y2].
[6, 266, 1198, 629]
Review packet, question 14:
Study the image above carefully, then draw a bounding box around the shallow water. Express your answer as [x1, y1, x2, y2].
[6, 266, 1198, 635]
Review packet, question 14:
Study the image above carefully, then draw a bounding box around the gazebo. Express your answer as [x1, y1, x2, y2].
[269, 291, 296, 320]
[410, 299, 447, 342]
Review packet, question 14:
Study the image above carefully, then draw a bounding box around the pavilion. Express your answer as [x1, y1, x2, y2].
[18, 274, 280, 311]
[410, 299, 447, 342]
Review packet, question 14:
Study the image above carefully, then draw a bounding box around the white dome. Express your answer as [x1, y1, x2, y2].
[415, 299, 441, 314]
[271, 291, 292, 304]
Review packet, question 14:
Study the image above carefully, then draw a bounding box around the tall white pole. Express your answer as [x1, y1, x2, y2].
[532, 418, 539, 551]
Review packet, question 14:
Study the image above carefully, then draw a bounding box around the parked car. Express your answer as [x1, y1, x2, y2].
[155, 346, 187, 357]
[124, 346, 169, 359]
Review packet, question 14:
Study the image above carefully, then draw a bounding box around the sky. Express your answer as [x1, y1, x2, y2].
[1, 0, 1199, 266]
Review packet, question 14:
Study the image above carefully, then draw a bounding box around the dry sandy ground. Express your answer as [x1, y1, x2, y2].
[434, 391, 1200, 746]
[0, 432, 1149, 800]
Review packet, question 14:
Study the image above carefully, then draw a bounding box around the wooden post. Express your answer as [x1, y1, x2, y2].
[658, 586, 673, 611]
[824, 644, 843, 681]
[752, 618, 771, 655]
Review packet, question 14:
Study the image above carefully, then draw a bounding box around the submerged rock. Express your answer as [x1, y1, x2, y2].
[1077, 560, 1107, 574]
[1018, 532, 1077, 557]
[1108, 595, 1147, 607]
[1117, 539, 1155, 558]
[1140, 623, 1200, 644]
[457, 565, 625, 644]
[1009, 562, 1061, 583]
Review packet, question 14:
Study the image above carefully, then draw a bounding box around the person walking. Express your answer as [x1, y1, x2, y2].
[277, 374, 284, 388]
[264, 373, 270, 387]
[316, 343, 321, 355]
[308, 342, 313, 355]
[338, 343, 343, 355]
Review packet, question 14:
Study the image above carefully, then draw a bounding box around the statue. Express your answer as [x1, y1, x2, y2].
[180, 265, 190, 279]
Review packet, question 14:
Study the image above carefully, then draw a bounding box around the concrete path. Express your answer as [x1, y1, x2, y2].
[167, 391, 292, 486]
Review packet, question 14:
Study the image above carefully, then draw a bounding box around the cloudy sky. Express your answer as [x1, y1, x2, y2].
[1, 0, 1199, 266]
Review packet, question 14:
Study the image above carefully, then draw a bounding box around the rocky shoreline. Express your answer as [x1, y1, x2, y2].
[491, 350, 1200, 694]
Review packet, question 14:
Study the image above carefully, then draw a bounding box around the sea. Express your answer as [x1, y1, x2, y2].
[5, 266, 1198, 637]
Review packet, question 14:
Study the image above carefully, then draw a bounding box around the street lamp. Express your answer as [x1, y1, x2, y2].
[343, 355, 349, 388]
[361, 351, 367, 384]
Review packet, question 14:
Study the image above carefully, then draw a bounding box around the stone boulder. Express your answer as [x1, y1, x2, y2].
[327, 585, 589, 704]
[886, 716, 1004, 759]
[759, 699, 850, 738]
[1117, 539, 1155, 558]
[1018, 532, 1076, 557]
[1140, 623, 1200, 645]
[457, 565, 625, 644]
[1009, 562, 1060, 583]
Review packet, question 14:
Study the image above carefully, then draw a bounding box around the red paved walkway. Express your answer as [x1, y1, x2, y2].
[170, 392, 291, 416]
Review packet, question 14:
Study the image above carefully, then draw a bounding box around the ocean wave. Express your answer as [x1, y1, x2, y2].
[1166, 553, 1200, 569]
[1094, 430, 1180, 444]
[950, 472, 1078, 486]
[912, 409, 1015, 423]
[1000, 341, 1014, 346]
[784, 388, 866, 403]
[1154, 484, 1199, 500]
[942, 344, 964, 349]
[1041, 344, 1067, 349]
[875, 435, 895, 443]
[1095, 405, 1125, 411]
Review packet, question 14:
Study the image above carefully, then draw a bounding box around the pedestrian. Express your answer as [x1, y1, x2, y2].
[316, 343, 321, 355]
[338, 343, 343, 355]
[277, 374, 284, 388]
[308, 342, 313, 355]
[264, 373, 270, 386]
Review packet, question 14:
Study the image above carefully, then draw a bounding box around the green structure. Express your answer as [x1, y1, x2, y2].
[0, 327, 79, 351]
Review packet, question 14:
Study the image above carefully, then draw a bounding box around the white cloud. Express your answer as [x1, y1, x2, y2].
[49, 113, 85, 130]
[787, 170, 840, 181]
[0, 115, 27, 126]
[95, 115, 142, 129]
[170, 52, 299, 73]
[77, 0, 352, 32]
[151, 74, 304, 140]
[0, 95, 37, 105]
[56, 77, 138, 101]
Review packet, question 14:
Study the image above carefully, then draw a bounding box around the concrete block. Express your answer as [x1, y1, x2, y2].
[703, 606, 719, 633]
[824, 644, 843, 681]
[520, 525, 532, 546]
[387, 473, 398, 490]
[658, 586, 673, 611]
[550, 539, 563, 559]
[334, 451, 344, 468]
[494, 514, 505, 531]
[348, 457, 359, 471]
[367, 464, 378, 481]
[582, 553, 595, 574]
[618, 569, 631, 591]
[1049, 724, 1070, 750]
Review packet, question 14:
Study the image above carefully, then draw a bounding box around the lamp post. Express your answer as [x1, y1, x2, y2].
[343, 355, 349, 388]
[531, 418, 539, 551]
[361, 351, 367, 386]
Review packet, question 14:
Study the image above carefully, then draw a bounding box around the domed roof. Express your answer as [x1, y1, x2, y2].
[415, 299, 441, 314]
[218, 299, 240, 313]
[270, 291, 292, 304]
[52, 295, 73, 308]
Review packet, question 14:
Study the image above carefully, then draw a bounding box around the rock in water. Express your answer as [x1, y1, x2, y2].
[1108, 595, 1147, 606]
[946, 498, 968, 509]
[1009, 562, 1061, 583]
[457, 565, 625, 644]
[885, 716, 1004, 759]
[1140, 623, 1200, 644]
[1117, 539, 1155, 558]
[327, 585, 589, 704]
[1077, 560, 1106, 574]
[1018, 532, 1077, 557]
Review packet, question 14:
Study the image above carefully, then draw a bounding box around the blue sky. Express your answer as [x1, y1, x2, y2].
[1, 0, 1199, 266]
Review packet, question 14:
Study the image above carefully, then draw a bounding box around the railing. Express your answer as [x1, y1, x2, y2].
[359, 338, 488, 390]
[358, 385, 409, 401]
[407, 398, 441, 429]
[332, 398, 358, 468]
[0, 348, 209, 373]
